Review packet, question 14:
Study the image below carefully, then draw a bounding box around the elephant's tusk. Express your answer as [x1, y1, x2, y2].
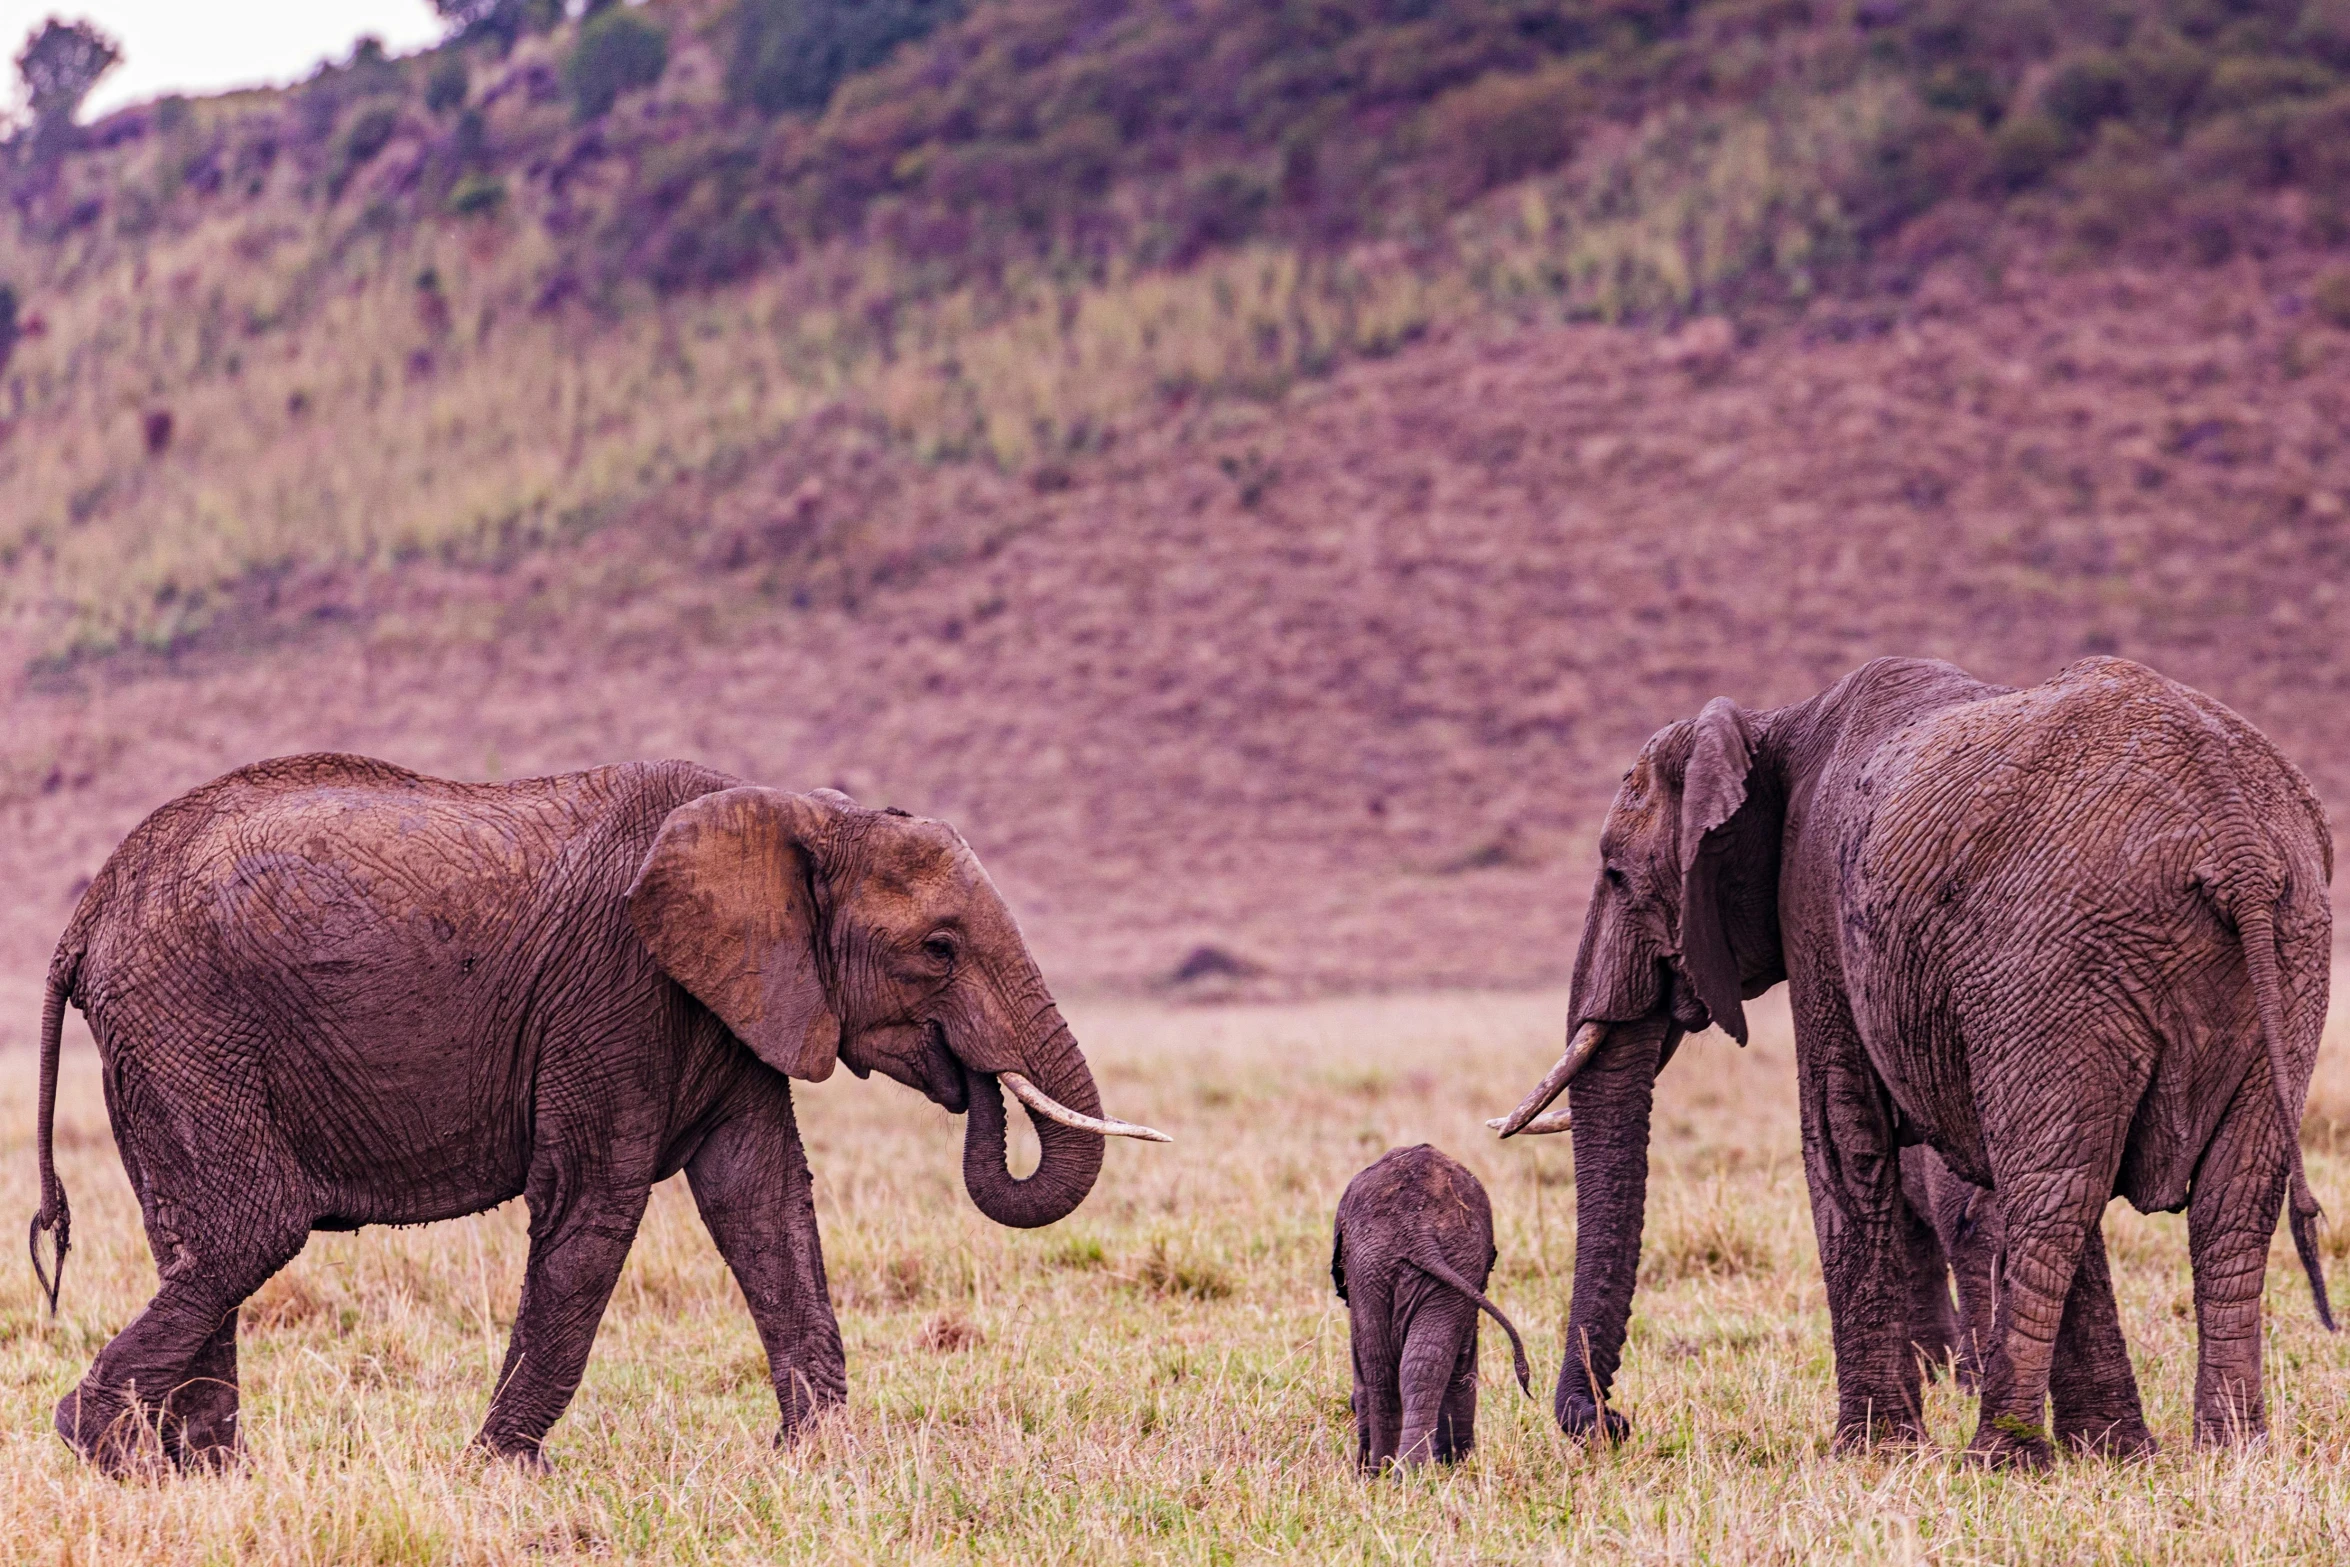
[1492, 1020, 1609, 1138]
[1001, 1072, 1172, 1143]
[1485, 1106, 1572, 1135]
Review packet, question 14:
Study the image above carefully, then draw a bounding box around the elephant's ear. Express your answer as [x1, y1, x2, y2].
[1678, 697, 1754, 1045]
[627, 787, 842, 1082]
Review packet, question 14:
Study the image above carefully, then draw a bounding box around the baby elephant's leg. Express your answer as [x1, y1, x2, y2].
[1396, 1294, 1479, 1466]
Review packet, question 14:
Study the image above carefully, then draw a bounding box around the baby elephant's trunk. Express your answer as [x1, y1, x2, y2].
[1408, 1242, 1532, 1397]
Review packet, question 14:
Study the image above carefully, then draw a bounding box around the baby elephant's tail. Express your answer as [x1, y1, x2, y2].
[1407, 1242, 1532, 1396]
[2233, 900, 2334, 1331]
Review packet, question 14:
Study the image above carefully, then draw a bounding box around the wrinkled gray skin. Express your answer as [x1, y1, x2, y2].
[1528, 657, 2331, 1466]
[1332, 1145, 1531, 1470]
[31, 754, 1122, 1474]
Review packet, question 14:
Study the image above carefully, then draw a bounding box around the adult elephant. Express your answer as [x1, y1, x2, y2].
[29, 754, 1165, 1473]
[1494, 657, 2332, 1465]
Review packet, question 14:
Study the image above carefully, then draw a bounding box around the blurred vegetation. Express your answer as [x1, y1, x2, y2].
[564, 7, 670, 121]
[5, 0, 2350, 656]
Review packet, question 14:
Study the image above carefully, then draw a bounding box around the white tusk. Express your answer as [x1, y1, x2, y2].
[1486, 1107, 1572, 1135]
[1493, 1020, 1609, 1138]
[1001, 1072, 1172, 1143]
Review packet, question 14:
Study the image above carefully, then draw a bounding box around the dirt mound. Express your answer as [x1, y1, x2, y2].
[5, 247, 2348, 1001]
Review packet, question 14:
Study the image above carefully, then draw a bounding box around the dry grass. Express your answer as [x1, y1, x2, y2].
[2, 985, 2350, 1562]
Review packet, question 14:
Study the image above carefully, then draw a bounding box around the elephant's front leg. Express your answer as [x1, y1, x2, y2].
[2047, 1214, 2154, 1457]
[1796, 1016, 1926, 1448]
[478, 1168, 652, 1464]
[684, 1072, 847, 1441]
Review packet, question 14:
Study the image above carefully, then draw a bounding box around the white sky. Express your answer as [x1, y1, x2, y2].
[0, 2, 446, 121]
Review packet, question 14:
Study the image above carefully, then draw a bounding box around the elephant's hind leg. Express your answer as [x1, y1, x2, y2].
[164, 1309, 245, 1471]
[683, 1074, 846, 1443]
[59, 1223, 304, 1478]
[2187, 1072, 2291, 1447]
[1395, 1295, 1478, 1466]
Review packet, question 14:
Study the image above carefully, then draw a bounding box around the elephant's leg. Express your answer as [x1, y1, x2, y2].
[60, 1223, 304, 1477]
[1897, 1147, 1960, 1382]
[1963, 1163, 2111, 1469]
[1350, 1300, 1402, 1472]
[1926, 1168, 2000, 1395]
[1794, 1001, 1924, 1448]
[477, 1172, 651, 1464]
[164, 1308, 243, 1471]
[2187, 1078, 2289, 1447]
[683, 1074, 847, 1441]
[1431, 1316, 1482, 1464]
[1395, 1295, 1478, 1466]
[2047, 1215, 2154, 1458]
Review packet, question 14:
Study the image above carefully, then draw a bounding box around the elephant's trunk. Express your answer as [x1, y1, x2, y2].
[1555, 1012, 1672, 1438]
[961, 1011, 1106, 1229]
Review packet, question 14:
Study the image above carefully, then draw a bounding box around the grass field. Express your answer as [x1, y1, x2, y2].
[5, 986, 2350, 1563]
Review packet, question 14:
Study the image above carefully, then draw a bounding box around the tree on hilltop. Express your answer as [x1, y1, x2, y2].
[14, 16, 121, 152]
[431, 0, 561, 53]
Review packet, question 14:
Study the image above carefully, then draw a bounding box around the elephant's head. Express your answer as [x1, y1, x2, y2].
[1491, 697, 1784, 1436]
[626, 786, 1165, 1230]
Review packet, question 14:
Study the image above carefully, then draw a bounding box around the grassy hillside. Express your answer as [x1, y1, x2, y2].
[6, 0, 2350, 657]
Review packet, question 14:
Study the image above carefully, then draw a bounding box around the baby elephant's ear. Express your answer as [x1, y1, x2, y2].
[627, 787, 842, 1081]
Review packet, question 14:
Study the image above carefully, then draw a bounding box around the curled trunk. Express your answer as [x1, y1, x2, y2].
[1555, 1013, 1672, 1437]
[960, 1015, 1104, 1229]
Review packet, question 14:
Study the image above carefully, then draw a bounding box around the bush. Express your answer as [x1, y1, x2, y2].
[564, 7, 668, 122]
[1989, 110, 2067, 187]
[2198, 55, 2341, 116]
[0, 282, 17, 376]
[2314, 267, 2350, 329]
[424, 53, 469, 115]
[446, 171, 506, 215]
[1420, 62, 1588, 197]
[2040, 52, 2131, 141]
[724, 0, 962, 118]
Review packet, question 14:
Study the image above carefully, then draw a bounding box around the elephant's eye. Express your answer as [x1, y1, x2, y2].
[1603, 866, 1628, 890]
[922, 936, 956, 966]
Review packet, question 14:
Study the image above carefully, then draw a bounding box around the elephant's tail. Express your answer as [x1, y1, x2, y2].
[1406, 1242, 1532, 1396]
[2234, 899, 2333, 1332]
[29, 948, 75, 1316]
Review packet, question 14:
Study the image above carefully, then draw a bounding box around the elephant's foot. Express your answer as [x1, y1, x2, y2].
[2191, 1407, 2267, 1449]
[473, 1429, 555, 1471]
[1556, 1394, 1631, 1445]
[2056, 1414, 2157, 1461]
[167, 1394, 244, 1473]
[773, 1376, 847, 1446]
[55, 1385, 170, 1478]
[1831, 1413, 1930, 1454]
[1963, 1412, 2055, 1471]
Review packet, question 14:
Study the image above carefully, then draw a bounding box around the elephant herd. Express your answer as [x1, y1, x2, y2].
[25, 654, 2338, 1476]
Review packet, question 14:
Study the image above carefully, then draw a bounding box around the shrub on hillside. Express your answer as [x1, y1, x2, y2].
[564, 7, 668, 121]
[724, 0, 961, 118]
[1989, 110, 2067, 187]
[424, 53, 469, 115]
[1420, 62, 1587, 198]
[2313, 267, 2350, 328]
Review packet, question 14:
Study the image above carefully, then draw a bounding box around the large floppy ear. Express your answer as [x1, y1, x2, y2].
[627, 787, 842, 1082]
[1677, 697, 1755, 1045]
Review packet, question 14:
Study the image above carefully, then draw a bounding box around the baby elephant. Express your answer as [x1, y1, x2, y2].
[1333, 1145, 1531, 1470]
